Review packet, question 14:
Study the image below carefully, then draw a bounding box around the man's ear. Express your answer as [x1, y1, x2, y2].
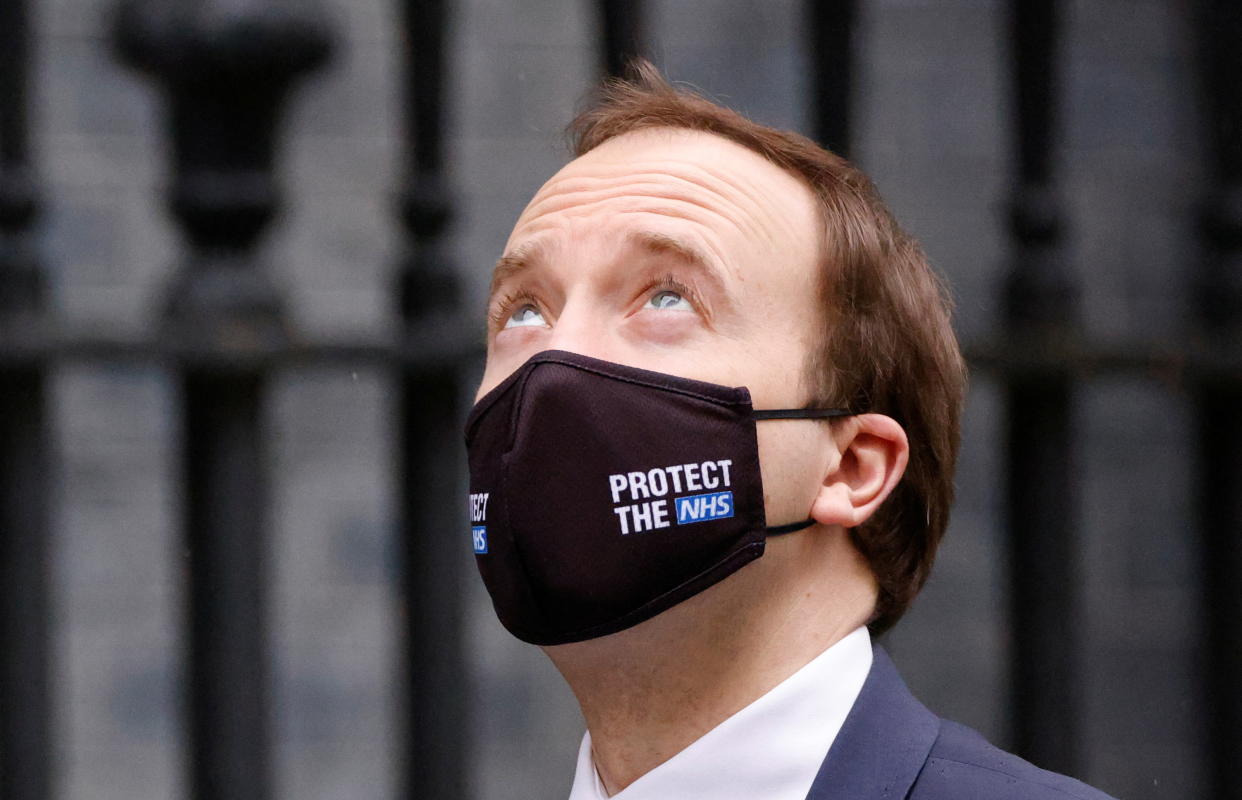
[809, 413, 909, 528]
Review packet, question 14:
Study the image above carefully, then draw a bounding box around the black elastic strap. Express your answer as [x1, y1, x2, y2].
[752, 408, 853, 421]
[765, 518, 816, 536]
[754, 408, 852, 536]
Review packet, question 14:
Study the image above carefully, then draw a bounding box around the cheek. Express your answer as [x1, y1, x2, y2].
[477, 328, 551, 398]
[755, 422, 826, 520]
[491, 324, 552, 353]
[624, 309, 703, 346]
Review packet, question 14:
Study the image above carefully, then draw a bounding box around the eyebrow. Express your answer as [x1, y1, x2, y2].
[488, 238, 551, 303]
[623, 230, 730, 299]
[487, 229, 732, 307]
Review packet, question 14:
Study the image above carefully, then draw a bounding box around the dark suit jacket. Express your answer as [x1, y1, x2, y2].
[805, 647, 1117, 800]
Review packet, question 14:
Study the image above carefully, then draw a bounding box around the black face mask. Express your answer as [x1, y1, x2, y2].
[463, 350, 852, 646]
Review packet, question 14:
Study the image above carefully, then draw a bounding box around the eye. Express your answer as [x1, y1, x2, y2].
[503, 304, 548, 329]
[647, 289, 693, 312]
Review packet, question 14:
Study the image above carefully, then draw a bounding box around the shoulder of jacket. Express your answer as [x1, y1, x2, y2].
[911, 719, 1118, 800]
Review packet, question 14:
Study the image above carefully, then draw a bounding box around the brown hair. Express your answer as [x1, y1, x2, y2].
[567, 61, 967, 633]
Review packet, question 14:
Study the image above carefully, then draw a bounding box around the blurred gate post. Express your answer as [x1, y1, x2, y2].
[804, 0, 856, 158]
[0, 0, 52, 797]
[396, 1, 469, 797]
[1194, 2, 1242, 798]
[598, 0, 646, 79]
[1004, 0, 1082, 776]
[112, 3, 332, 798]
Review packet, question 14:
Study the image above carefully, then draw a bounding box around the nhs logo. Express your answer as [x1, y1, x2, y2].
[472, 526, 488, 554]
[675, 491, 734, 525]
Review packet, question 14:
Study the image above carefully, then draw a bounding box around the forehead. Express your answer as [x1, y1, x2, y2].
[504, 128, 821, 280]
[484, 128, 826, 401]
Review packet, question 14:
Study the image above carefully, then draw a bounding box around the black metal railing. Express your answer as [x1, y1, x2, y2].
[396, 0, 469, 797]
[1002, 0, 1081, 776]
[113, 4, 334, 798]
[0, 0, 51, 797]
[0, 1, 1235, 799]
[1194, 3, 1242, 800]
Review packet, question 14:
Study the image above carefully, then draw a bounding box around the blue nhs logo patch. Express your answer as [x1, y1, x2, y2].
[472, 526, 488, 554]
[675, 491, 734, 525]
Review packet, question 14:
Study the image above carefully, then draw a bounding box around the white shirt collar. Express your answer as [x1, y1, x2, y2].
[567, 625, 873, 800]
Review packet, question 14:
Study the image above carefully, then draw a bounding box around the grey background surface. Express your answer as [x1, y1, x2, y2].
[32, 0, 1197, 797]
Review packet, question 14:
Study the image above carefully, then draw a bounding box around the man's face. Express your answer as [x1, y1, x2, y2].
[478, 127, 831, 530]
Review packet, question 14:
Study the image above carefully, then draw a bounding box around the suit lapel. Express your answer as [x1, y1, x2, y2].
[803, 645, 940, 800]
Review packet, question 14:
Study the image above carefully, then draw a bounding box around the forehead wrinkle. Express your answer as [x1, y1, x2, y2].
[593, 126, 812, 206]
[622, 228, 732, 298]
[526, 157, 779, 233]
[646, 156, 809, 240]
[522, 156, 811, 261]
[517, 177, 759, 246]
[664, 157, 818, 258]
[523, 196, 757, 266]
[530, 166, 758, 215]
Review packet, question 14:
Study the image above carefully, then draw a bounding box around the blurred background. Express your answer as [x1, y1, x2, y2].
[1, 0, 1237, 799]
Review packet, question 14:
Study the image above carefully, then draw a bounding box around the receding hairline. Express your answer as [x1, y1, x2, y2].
[567, 120, 843, 273]
[495, 122, 826, 295]
[568, 124, 828, 207]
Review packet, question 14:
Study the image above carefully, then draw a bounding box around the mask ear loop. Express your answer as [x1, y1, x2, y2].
[766, 518, 817, 535]
[751, 407, 856, 535]
[751, 408, 853, 420]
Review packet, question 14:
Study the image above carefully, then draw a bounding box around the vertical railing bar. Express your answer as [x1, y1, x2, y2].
[397, 1, 467, 797]
[598, 0, 646, 78]
[0, 377, 51, 800]
[1013, 0, 1056, 185]
[0, 0, 41, 313]
[0, 0, 31, 164]
[1004, 0, 1081, 777]
[112, 3, 332, 798]
[804, 0, 856, 157]
[407, 0, 447, 177]
[1193, 1, 1242, 798]
[0, 0, 51, 796]
[183, 372, 270, 800]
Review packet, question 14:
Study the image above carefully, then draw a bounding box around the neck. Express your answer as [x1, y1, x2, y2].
[544, 528, 877, 795]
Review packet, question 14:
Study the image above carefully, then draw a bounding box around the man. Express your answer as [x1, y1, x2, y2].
[464, 62, 1115, 800]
